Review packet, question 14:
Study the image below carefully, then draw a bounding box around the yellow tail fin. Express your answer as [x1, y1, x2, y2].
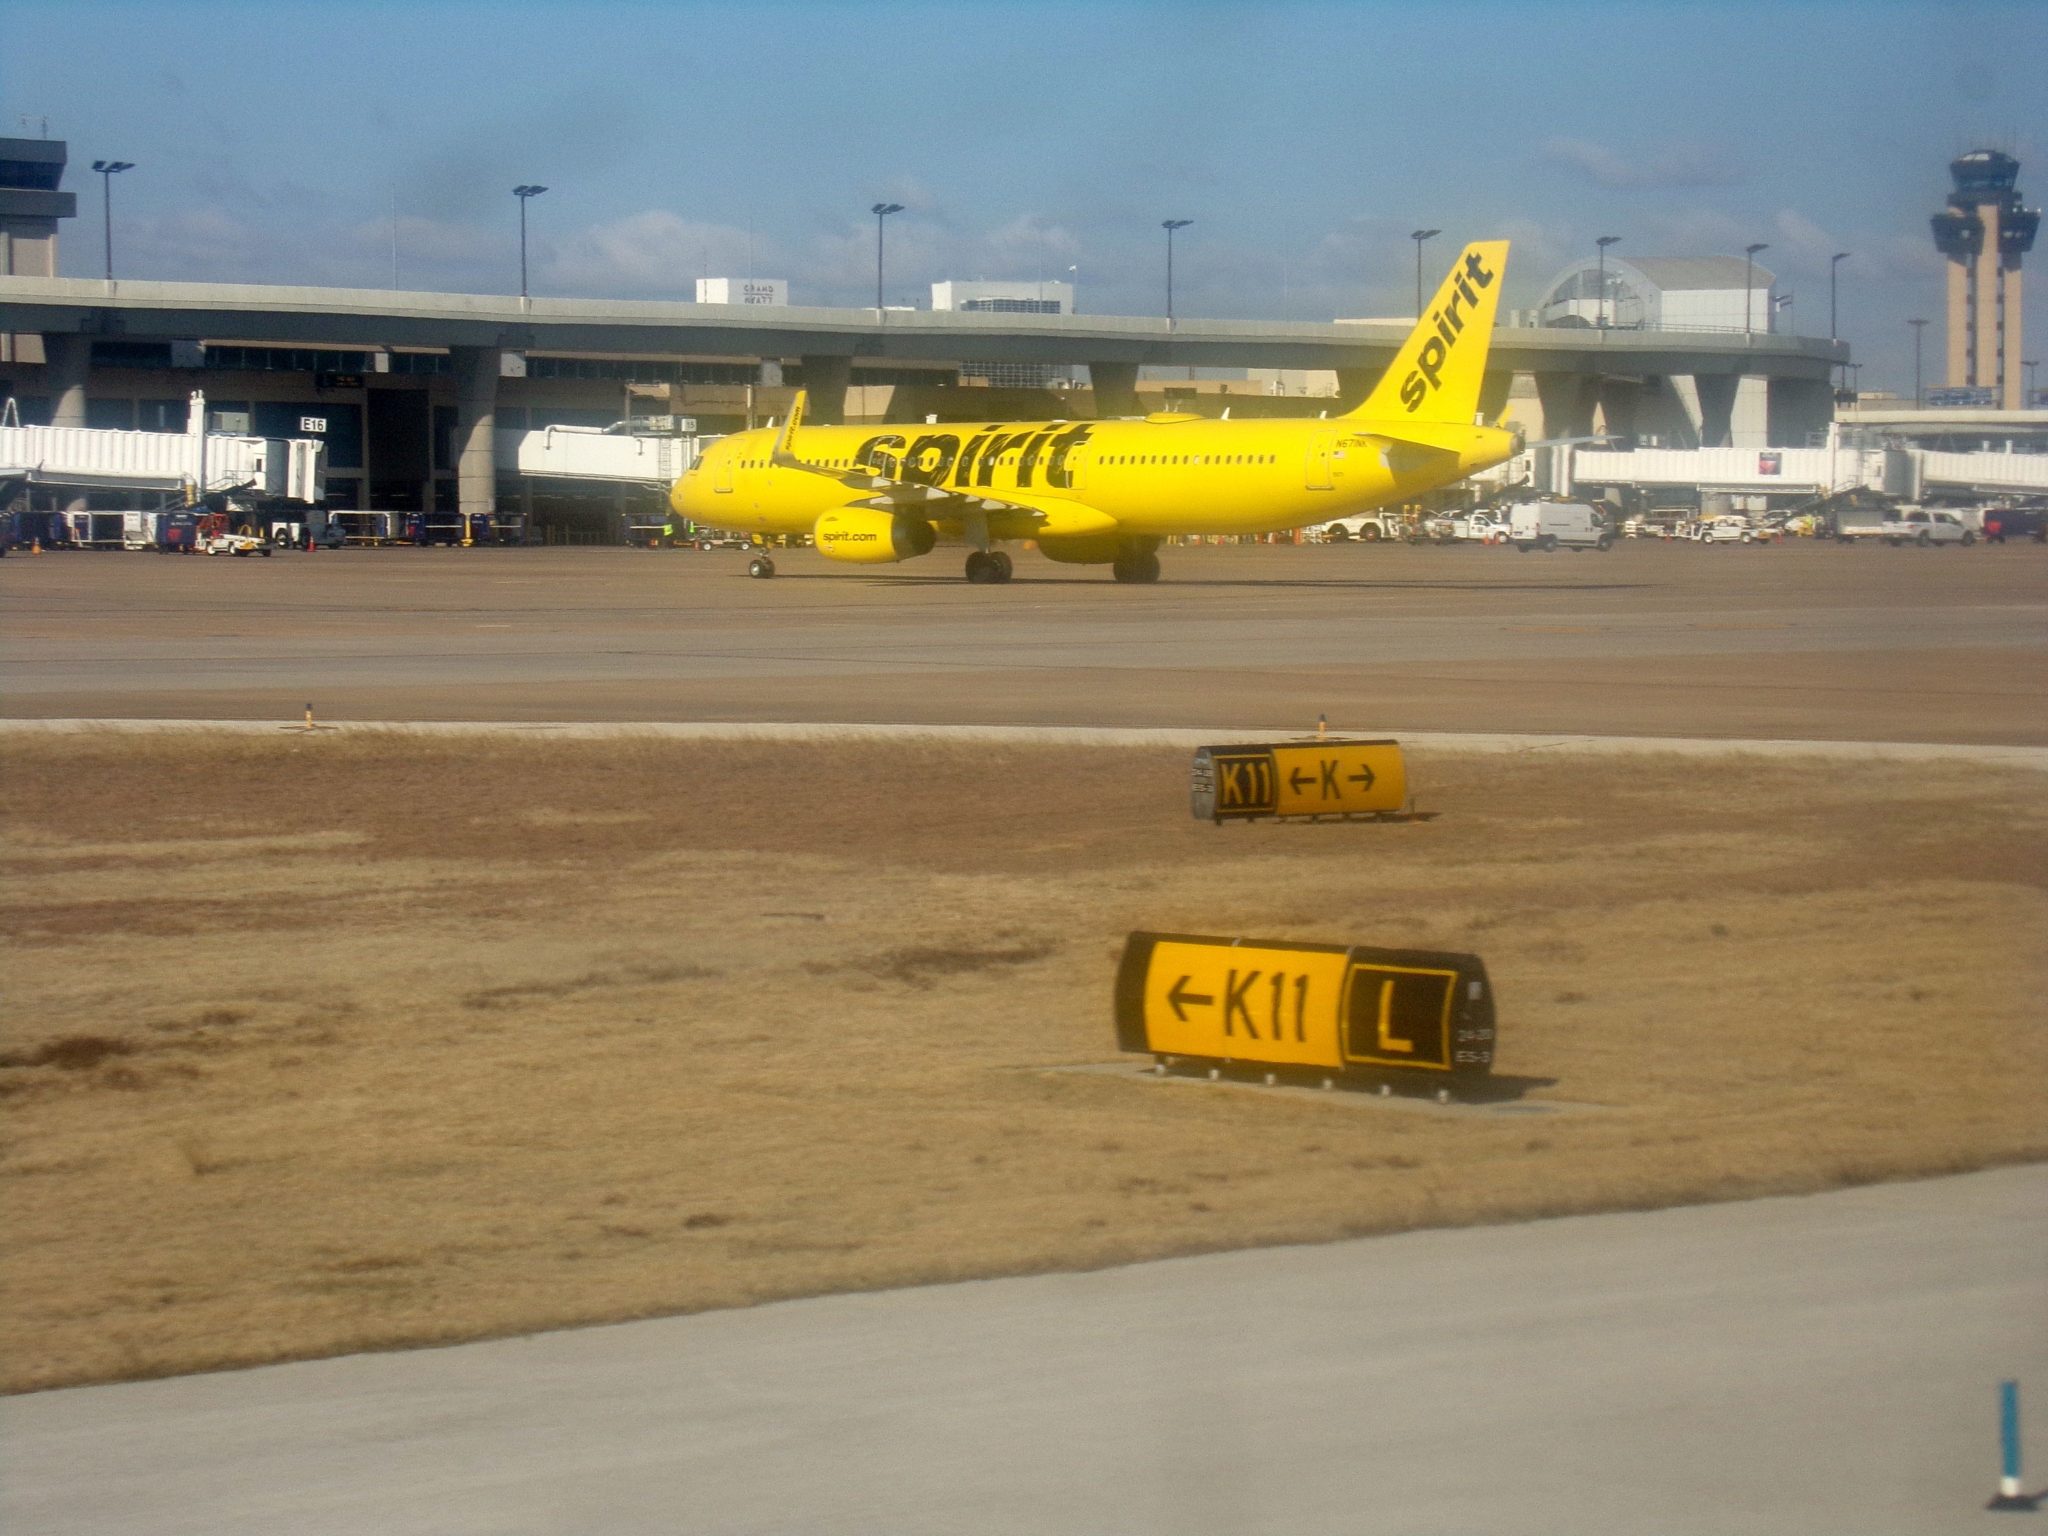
[1349, 240, 1509, 425]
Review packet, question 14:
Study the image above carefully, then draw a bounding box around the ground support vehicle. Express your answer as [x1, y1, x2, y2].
[1981, 506, 2047, 543]
[196, 511, 271, 557]
[1697, 518, 1766, 544]
[1882, 509, 1973, 546]
[1318, 512, 1410, 543]
[1504, 500, 1613, 552]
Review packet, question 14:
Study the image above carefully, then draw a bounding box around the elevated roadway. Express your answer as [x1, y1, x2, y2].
[0, 273, 1843, 378]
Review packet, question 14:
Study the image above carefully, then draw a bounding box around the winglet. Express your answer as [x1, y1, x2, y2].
[770, 389, 810, 465]
[1349, 241, 1509, 426]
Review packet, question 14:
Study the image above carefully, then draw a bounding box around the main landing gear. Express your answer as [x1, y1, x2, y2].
[747, 554, 776, 578]
[964, 549, 1014, 584]
[1110, 549, 1162, 584]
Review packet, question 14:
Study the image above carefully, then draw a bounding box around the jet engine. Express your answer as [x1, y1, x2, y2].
[814, 508, 938, 564]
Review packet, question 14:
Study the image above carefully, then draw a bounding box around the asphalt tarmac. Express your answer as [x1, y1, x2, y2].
[3, 539, 2044, 742]
[4, 1167, 2041, 1535]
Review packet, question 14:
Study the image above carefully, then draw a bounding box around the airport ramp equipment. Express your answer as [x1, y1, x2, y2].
[499, 424, 713, 487]
[0, 424, 325, 503]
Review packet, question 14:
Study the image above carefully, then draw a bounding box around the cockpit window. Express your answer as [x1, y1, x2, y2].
[688, 453, 705, 472]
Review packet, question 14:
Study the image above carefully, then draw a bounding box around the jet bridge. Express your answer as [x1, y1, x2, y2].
[0, 392, 325, 505]
[498, 421, 711, 486]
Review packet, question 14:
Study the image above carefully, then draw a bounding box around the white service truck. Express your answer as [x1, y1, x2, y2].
[1317, 511, 1410, 542]
[1503, 500, 1613, 552]
[1881, 508, 1974, 546]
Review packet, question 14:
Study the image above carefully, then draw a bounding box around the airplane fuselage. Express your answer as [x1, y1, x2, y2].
[673, 413, 1518, 544]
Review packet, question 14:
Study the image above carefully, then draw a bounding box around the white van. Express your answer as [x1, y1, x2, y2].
[1503, 500, 1613, 552]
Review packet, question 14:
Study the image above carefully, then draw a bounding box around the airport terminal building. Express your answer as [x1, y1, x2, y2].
[5, 132, 1988, 543]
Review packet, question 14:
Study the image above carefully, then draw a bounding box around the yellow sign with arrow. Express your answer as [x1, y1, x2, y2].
[1114, 932, 1494, 1080]
[1192, 741, 1407, 822]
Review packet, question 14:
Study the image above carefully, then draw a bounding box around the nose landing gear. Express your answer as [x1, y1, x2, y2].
[747, 554, 776, 579]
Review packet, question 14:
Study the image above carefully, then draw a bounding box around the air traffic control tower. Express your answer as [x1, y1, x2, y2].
[1, 137, 75, 366]
[1930, 149, 2038, 409]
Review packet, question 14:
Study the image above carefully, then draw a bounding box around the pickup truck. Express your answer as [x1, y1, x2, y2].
[1318, 512, 1410, 542]
[1881, 509, 1974, 547]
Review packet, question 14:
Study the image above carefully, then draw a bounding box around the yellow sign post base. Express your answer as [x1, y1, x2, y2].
[1115, 932, 1495, 1089]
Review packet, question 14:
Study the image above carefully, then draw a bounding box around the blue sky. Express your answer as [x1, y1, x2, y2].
[5, 0, 2044, 394]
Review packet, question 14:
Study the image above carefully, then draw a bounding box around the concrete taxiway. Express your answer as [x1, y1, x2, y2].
[4, 1167, 2040, 1535]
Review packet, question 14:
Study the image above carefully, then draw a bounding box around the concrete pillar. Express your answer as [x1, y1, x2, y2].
[450, 345, 500, 529]
[1594, 379, 1641, 442]
[1767, 377, 1834, 447]
[1730, 375, 1768, 448]
[1530, 373, 1599, 494]
[1334, 367, 1384, 413]
[1086, 361, 1140, 418]
[1692, 374, 1737, 447]
[1534, 371, 1599, 439]
[799, 354, 852, 425]
[44, 333, 88, 427]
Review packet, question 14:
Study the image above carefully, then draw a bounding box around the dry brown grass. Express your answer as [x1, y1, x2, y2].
[2, 731, 2043, 1393]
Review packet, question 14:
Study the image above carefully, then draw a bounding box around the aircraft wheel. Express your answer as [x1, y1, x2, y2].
[989, 550, 1014, 583]
[965, 550, 996, 583]
[747, 555, 776, 579]
[1112, 548, 1162, 584]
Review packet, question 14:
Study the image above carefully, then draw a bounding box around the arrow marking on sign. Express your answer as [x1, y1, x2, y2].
[1349, 764, 1376, 790]
[1289, 767, 1315, 794]
[1167, 975, 1214, 1022]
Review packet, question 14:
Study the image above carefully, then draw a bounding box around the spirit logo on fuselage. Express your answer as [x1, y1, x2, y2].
[1398, 249, 1497, 414]
[853, 423, 1096, 490]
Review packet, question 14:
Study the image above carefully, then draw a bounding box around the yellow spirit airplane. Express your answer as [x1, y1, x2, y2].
[669, 240, 1519, 583]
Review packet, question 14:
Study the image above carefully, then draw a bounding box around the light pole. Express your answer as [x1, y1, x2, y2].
[91, 159, 133, 281]
[1594, 235, 1620, 327]
[871, 202, 903, 312]
[1410, 228, 1440, 317]
[1908, 318, 1928, 408]
[1067, 263, 1079, 316]
[1161, 219, 1192, 326]
[1744, 242, 1768, 335]
[513, 185, 546, 299]
[1829, 251, 1851, 394]
[2025, 359, 2039, 407]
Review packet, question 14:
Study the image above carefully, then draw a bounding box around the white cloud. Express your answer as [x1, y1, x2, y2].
[1539, 138, 1743, 190]
[545, 210, 780, 297]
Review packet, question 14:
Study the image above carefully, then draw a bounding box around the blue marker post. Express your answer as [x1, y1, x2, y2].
[1989, 1379, 2038, 1512]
